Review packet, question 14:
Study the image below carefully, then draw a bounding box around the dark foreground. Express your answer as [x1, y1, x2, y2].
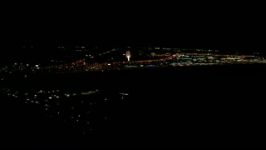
[1, 64, 266, 148]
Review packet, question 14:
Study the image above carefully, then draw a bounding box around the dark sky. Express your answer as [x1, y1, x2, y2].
[1, 2, 265, 52]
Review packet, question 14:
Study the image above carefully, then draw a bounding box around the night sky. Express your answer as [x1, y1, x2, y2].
[1, 2, 265, 53]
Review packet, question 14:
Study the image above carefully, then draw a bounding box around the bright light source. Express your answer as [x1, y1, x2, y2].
[126, 51, 131, 62]
[126, 56, 130, 61]
[35, 65, 40, 69]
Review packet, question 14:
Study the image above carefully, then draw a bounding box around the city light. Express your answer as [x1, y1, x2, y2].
[126, 50, 131, 62]
[0, 46, 265, 147]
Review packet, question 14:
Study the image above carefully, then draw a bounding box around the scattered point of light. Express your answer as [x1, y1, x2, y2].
[104, 97, 108, 101]
[107, 63, 111, 66]
[65, 94, 70, 98]
[48, 96, 52, 100]
[120, 92, 129, 96]
[35, 65, 40, 69]
[38, 90, 43, 94]
[86, 111, 91, 114]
